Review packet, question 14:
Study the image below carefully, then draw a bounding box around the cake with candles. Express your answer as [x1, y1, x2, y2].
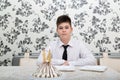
[32, 50, 62, 78]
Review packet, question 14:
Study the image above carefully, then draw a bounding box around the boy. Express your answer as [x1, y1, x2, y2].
[38, 15, 96, 66]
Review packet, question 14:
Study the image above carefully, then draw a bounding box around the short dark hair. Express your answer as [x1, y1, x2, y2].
[56, 15, 71, 27]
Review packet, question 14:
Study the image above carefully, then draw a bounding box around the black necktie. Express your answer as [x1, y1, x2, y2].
[62, 45, 69, 60]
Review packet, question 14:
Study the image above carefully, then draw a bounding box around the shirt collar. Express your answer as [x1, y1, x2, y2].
[58, 38, 74, 47]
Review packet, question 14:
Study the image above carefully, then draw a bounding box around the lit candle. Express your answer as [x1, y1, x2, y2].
[47, 50, 51, 62]
[42, 49, 46, 63]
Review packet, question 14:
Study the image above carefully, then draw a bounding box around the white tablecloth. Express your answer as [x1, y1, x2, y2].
[0, 66, 120, 80]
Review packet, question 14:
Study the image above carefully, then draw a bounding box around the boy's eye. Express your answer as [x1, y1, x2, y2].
[65, 26, 69, 29]
[59, 27, 63, 29]
[58, 26, 70, 29]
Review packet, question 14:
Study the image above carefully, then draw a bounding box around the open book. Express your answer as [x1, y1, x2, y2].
[79, 65, 107, 72]
[55, 65, 75, 72]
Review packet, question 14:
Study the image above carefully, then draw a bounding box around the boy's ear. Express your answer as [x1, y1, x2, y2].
[71, 27, 73, 31]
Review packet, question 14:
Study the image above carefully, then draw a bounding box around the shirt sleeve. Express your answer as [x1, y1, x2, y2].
[51, 59, 65, 65]
[69, 42, 97, 66]
[69, 56, 97, 66]
[37, 51, 43, 65]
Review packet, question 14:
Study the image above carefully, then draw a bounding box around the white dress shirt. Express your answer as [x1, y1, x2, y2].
[37, 38, 96, 66]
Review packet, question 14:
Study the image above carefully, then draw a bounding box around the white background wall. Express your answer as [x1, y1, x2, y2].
[0, 0, 120, 65]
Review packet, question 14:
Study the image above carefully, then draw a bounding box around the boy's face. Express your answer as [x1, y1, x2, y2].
[57, 22, 73, 39]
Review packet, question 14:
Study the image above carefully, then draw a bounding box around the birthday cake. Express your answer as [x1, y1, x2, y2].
[32, 50, 62, 78]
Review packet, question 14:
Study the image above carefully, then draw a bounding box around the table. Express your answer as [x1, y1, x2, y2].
[0, 66, 120, 80]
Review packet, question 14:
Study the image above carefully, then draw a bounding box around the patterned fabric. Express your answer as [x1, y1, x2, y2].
[0, 0, 120, 66]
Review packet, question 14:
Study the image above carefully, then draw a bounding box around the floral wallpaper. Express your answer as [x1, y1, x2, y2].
[0, 0, 120, 66]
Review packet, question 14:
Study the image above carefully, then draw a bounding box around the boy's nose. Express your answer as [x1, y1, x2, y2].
[62, 29, 66, 32]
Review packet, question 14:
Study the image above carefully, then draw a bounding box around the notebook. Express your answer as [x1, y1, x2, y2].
[79, 65, 107, 72]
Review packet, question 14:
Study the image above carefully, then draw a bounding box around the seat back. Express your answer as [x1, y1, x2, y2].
[12, 52, 40, 66]
[100, 53, 120, 72]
